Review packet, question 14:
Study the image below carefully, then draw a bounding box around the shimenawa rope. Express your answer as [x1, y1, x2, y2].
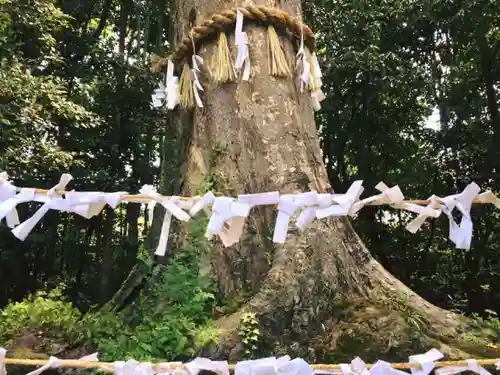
[151, 5, 316, 73]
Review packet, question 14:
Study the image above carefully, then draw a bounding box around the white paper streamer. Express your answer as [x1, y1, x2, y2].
[273, 194, 299, 244]
[116, 360, 155, 375]
[294, 192, 332, 231]
[235, 9, 251, 81]
[78, 353, 99, 362]
[0, 348, 6, 375]
[155, 197, 191, 256]
[191, 54, 204, 108]
[350, 181, 406, 214]
[138, 184, 159, 226]
[189, 191, 216, 216]
[406, 183, 480, 249]
[65, 191, 124, 219]
[296, 31, 309, 92]
[370, 360, 408, 375]
[3, 345, 500, 375]
[339, 357, 370, 375]
[185, 358, 229, 375]
[25, 357, 61, 375]
[405, 195, 441, 232]
[235, 356, 312, 375]
[409, 348, 444, 375]
[238, 192, 280, 207]
[316, 181, 364, 218]
[0, 173, 22, 228]
[436, 359, 492, 375]
[437, 182, 481, 249]
[165, 60, 180, 109]
[206, 197, 250, 246]
[12, 174, 73, 241]
[151, 80, 167, 108]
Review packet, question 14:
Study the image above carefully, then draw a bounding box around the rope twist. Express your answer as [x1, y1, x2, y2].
[151, 5, 316, 72]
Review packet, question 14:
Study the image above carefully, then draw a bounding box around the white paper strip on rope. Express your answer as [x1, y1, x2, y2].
[25, 357, 61, 375]
[435, 359, 493, 375]
[234, 9, 251, 81]
[409, 348, 444, 375]
[191, 54, 205, 108]
[151, 60, 180, 109]
[296, 29, 310, 93]
[2, 173, 500, 252]
[2, 346, 500, 375]
[0, 347, 6, 375]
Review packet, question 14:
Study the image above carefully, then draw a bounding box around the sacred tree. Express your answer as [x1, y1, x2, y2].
[151, 0, 500, 362]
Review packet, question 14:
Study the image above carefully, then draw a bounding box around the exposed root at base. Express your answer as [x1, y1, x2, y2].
[202, 296, 500, 363]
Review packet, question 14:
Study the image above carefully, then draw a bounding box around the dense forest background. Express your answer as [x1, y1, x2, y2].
[1, 0, 500, 362]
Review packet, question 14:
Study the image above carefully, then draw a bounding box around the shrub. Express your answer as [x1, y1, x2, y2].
[0, 286, 81, 346]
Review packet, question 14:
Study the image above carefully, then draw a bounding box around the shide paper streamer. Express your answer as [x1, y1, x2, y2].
[234, 9, 251, 81]
[1, 173, 500, 253]
[1, 347, 500, 375]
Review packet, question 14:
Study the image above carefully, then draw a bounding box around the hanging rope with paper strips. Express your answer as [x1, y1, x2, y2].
[150, 6, 325, 111]
[1, 172, 499, 255]
[2, 348, 500, 375]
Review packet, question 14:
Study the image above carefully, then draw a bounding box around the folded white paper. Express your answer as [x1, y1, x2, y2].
[185, 358, 230, 375]
[370, 360, 408, 375]
[409, 348, 444, 375]
[0, 174, 28, 228]
[166, 60, 180, 109]
[25, 357, 61, 375]
[12, 174, 73, 241]
[191, 54, 204, 108]
[0, 347, 5, 375]
[206, 197, 251, 246]
[235, 9, 251, 81]
[437, 182, 481, 249]
[273, 194, 299, 244]
[316, 181, 364, 218]
[436, 359, 492, 375]
[155, 197, 191, 256]
[339, 357, 370, 375]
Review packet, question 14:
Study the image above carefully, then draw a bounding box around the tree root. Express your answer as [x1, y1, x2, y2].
[201, 219, 500, 362]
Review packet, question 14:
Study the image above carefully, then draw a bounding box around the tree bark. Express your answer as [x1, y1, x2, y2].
[171, 0, 500, 363]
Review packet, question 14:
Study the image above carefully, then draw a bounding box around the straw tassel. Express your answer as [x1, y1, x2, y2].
[213, 32, 236, 83]
[267, 25, 291, 77]
[179, 62, 195, 108]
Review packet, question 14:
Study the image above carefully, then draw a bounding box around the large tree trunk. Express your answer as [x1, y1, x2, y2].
[171, 0, 500, 363]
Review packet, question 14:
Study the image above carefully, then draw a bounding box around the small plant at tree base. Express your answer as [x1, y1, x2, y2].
[80, 216, 218, 362]
[0, 285, 81, 346]
[238, 312, 260, 357]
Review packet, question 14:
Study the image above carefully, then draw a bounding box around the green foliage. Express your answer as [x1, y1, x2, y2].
[395, 294, 426, 331]
[238, 312, 260, 357]
[79, 217, 218, 361]
[0, 286, 81, 346]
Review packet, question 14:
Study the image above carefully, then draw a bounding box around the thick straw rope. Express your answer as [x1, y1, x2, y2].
[151, 5, 316, 73]
[3, 357, 500, 370]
